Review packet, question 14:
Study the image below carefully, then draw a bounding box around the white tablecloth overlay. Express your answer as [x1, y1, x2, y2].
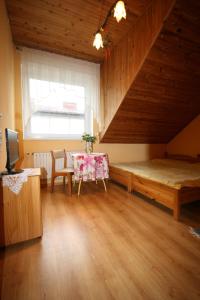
[2, 169, 35, 195]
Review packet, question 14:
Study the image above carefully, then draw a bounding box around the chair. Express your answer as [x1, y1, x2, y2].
[50, 149, 74, 195]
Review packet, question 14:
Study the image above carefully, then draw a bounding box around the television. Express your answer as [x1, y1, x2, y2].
[4, 128, 23, 175]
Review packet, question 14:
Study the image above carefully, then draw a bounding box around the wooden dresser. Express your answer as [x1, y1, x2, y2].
[0, 168, 42, 247]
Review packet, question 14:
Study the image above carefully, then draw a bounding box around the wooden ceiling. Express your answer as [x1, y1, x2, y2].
[6, 0, 152, 63]
[5, 0, 200, 144]
[101, 0, 200, 143]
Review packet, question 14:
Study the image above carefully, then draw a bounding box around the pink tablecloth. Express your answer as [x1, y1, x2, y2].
[72, 153, 109, 181]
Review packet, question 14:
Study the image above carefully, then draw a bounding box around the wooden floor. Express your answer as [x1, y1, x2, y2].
[0, 182, 200, 300]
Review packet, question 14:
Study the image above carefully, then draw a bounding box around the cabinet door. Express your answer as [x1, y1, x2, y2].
[3, 175, 42, 246]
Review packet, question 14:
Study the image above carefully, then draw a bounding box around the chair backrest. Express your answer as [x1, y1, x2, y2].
[51, 150, 67, 174]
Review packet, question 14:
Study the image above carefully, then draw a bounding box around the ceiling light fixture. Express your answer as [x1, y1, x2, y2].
[114, 1, 126, 22]
[93, 1, 127, 50]
[93, 31, 104, 50]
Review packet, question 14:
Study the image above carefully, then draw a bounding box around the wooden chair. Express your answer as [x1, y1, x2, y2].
[50, 149, 74, 196]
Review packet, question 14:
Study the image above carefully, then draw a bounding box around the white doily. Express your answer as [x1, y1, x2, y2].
[2, 169, 35, 195]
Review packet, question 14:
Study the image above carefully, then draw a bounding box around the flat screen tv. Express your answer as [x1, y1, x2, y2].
[4, 128, 23, 175]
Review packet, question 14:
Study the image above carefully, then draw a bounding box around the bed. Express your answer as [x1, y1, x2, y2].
[109, 154, 200, 220]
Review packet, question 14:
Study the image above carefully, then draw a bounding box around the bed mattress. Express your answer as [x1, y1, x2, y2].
[111, 159, 200, 189]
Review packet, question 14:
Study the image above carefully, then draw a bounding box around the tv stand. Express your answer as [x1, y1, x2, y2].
[0, 168, 42, 247]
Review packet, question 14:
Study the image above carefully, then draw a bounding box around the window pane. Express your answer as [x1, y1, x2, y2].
[31, 115, 84, 136]
[31, 115, 49, 134]
[30, 79, 85, 114]
[70, 118, 85, 134]
[28, 79, 86, 137]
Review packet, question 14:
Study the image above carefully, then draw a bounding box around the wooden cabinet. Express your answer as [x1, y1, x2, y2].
[0, 168, 42, 247]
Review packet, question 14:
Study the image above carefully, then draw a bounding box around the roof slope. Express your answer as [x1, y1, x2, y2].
[101, 0, 200, 143]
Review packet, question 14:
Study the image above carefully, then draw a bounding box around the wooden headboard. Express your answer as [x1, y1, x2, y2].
[164, 152, 200, 163]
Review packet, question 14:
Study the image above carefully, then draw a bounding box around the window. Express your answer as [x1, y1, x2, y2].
[28, 79, 90, 139]
[21, 48, 99, 139]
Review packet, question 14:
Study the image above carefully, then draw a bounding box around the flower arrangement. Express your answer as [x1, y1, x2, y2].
[82, 133, 97, 143]
[82, 133, 97, 153]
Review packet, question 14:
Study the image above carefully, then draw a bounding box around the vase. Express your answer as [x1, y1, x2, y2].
[85, 141, 93, 154]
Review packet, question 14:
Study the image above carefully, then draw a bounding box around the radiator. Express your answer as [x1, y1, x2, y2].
[33, 151, 74, 180]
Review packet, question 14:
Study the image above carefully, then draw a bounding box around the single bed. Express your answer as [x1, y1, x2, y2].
[109, 154, 200, 220]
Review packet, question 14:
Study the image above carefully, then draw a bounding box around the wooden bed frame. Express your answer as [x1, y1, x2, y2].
[109, 153, 200, 221]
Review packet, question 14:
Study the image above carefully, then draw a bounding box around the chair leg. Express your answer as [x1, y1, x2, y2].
[51, 176, 55, 192]
[63, 176, 66, 189]
[67, 174, 72, 196]
[78, 179, 82, 197]
[102, 179, 107, 192]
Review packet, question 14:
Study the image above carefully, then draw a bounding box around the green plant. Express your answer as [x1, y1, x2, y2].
[82, 133, 97, 143]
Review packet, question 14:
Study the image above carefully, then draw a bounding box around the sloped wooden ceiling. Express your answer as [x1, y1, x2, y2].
[5, 0, 200, 144]
[5, 0, 152, 63]
[101, 0, 200, 143]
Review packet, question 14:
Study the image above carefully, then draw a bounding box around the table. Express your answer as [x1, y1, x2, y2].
[71, 153, 109, 196]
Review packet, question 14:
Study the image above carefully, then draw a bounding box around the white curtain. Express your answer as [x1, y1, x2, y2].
[21, 47, 100, 138]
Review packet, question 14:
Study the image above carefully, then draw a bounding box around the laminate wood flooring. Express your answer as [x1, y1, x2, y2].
[1, 182, 200, 300]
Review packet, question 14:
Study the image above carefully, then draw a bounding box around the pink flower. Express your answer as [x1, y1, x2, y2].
[95, 156, 103, 164]
[83, 156, 94, 168]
